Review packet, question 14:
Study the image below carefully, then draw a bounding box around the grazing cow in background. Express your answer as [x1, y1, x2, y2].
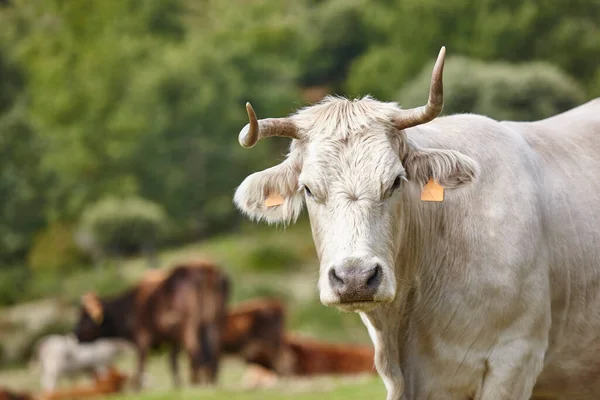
[74, 260, 230, 390]
[241, 335, 376, 388]
[221, 297, 287, 372]
[233, 45, 600, 400]
[278, 335, 376, 376]
[30, 334, 130, 391]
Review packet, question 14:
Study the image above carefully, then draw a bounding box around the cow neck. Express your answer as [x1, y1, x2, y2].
[395, 183, 471, 310]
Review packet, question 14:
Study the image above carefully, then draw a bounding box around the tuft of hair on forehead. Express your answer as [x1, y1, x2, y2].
[292, 95, 402, 140]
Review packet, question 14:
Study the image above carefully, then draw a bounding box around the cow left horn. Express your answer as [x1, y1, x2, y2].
[394, 46, 446, 130]
[238, 102, 300, 148]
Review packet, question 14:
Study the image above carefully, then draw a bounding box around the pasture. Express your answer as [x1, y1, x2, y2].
[2, 354, 385, 399]
[0, 219, 380, 399]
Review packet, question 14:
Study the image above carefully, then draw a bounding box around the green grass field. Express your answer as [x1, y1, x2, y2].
[0, 219, 383, 398]
[1, 352, 385, 399]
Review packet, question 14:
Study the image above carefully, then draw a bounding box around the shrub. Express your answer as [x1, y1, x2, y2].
[78, 196, 169, 258]
[27, 222, 87, 273]
[397, 56, 586, 121]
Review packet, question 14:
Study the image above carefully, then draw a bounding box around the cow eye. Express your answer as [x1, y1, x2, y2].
[391, 175, 404, 191]
[304, 185, 313, 197]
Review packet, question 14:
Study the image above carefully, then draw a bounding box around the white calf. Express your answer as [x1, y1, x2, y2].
[32, 334, 130, 391]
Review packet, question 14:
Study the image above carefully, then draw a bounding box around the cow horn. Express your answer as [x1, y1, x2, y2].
[394, 46, 446, 130]
[238, 102, 300, 148]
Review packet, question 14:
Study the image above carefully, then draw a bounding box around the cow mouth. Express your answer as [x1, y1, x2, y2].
[331, 300, 383, 313]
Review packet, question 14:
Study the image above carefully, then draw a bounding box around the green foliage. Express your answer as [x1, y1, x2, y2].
[398, 56, 586, 121]
[27, 222, 87, 273]
[0, 265, 29, 306]
[298, 0, 374, 89]
[591, 68, 600, 97]
[24, 270, 63, 301]
[347, 0, 600, 99]
[246, 244, 302, 272]
[0, 0, 598, 283]
[79, 196, 169, 256]
[233, 283, 292, 305]
[2, 0, 187, 222]
[78, 267, 132, 298]
[0, 50, 47, 263]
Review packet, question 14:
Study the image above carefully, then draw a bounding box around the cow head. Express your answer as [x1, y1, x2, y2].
[234, 47, 478, 312]
[74, 292, 109, 342]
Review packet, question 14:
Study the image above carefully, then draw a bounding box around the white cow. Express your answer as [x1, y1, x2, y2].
[31, 334, 130, 391]
[233, 46, 600, 399]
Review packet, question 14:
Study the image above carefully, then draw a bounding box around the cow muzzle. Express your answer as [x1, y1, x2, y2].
[329, 264, 382, 302]
[320, 257, 395, 312]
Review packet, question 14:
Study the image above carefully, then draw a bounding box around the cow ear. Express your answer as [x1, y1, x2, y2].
[403, 146, 479, 189]
[234, 157, 304, 225]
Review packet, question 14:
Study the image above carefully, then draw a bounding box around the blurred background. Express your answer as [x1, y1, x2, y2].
[0, 0, 598, 398]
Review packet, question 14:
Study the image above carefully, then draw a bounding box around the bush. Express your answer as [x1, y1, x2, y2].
[78, 196, 169, 258]
[27, 222, 87, 273]
[397, 56, 586, 121]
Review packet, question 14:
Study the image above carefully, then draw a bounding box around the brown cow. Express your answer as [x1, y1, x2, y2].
[222, 298, 375, 379]
[241, 334, 376, 388]
[278, 334, 376, 376]
[221, 298, 287, 371]
[74, 260, 230, 390]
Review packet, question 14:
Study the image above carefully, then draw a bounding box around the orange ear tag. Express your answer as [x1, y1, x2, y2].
[421, 179, 444, 202]
[265, 193, 285, 207]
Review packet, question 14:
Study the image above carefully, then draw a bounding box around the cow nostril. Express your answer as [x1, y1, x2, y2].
[366, 265, 382, 288]
[329, 268, 344, 286]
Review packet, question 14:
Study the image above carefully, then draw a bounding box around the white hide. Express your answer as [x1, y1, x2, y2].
[32, 334, 130, 391]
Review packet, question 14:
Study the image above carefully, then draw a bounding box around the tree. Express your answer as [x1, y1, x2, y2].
[397, 56, 586, 121]
[0, 49, 47, 263]
[346, 0, 600, 99]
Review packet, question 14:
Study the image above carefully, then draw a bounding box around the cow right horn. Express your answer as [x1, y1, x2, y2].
[238, 103, 300, 148]
[393, 46, 446, 131]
